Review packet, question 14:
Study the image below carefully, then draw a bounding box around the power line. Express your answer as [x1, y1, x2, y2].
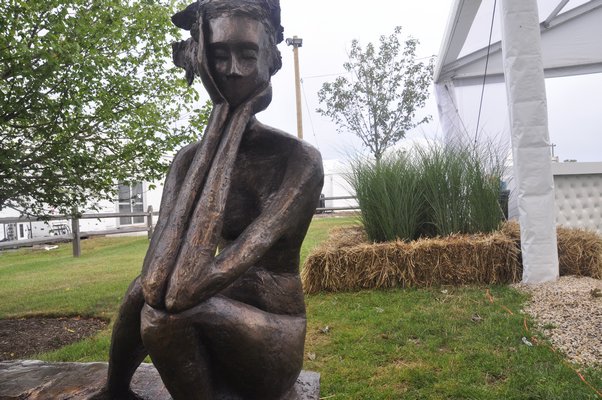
[302, 72, 351, 80]
[300, 78, 320, 152]
[301, 55, 435, 81]
[474, 0, 498, 145]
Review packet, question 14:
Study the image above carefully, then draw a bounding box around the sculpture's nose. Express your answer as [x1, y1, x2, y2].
[227, 56, 243, 78]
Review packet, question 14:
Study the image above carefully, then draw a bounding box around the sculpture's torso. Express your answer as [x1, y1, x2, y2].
[174, 118, 307, 317]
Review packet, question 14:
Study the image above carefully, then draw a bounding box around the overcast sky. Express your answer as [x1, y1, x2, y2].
[191, 0, 602, 162]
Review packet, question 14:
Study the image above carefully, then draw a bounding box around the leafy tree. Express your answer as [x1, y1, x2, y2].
[317, 27, 435, 161]
[0, 0, 208, 216]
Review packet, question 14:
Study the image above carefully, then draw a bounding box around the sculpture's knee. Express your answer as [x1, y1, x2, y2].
[140, 304, 175, 349]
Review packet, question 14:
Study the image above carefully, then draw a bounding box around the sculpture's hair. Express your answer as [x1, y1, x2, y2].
[199, 0, 283, 44]
[172, 0, 283, 85]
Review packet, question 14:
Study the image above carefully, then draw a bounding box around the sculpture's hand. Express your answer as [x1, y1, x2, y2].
[141, 223, 180, 309]
[164, 249, 218, 312]
[137, 143, 199, 309]
[141, 241, 177, 309]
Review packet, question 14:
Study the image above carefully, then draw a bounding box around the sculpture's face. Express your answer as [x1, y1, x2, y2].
[207, 15, 272, 107]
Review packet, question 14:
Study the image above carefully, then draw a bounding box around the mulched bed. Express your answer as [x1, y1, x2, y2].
[0, 317, 108, 360]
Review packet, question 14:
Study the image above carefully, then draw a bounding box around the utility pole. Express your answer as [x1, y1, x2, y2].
[286, 36, 303, 139]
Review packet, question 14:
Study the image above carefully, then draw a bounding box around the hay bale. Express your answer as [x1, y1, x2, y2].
[500, 221, 602, 279]
[556, 227, 602, 279]
[500, 220, 520, 242]
[318, 225, 367, 251]
[301, 222, 602, 293]
[302, 228, 521, 293]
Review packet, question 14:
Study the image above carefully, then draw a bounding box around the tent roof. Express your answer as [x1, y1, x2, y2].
[434, 0, 602, 86]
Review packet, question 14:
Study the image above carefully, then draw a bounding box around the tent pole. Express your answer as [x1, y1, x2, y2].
[499, 0, 559, 283]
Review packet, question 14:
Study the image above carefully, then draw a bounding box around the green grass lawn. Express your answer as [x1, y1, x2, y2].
[1, 215, 600, 399]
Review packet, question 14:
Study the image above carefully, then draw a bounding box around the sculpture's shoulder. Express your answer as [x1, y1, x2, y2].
[161, 142, 199, 187]
[161, 142, 197, 181]
[172, 141, 199, 165]
[246, 119, 323, 174]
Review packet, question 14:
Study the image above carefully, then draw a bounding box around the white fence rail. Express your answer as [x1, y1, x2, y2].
[0, 207, 158, 256]
[0, 196, 360, 257]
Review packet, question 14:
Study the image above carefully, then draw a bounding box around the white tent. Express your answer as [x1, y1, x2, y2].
[434, 0, 602, 283]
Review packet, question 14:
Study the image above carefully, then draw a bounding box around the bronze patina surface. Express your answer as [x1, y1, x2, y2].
[92, 0, 323, 399]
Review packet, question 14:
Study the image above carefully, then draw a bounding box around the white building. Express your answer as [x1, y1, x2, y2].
[321, 159, 358, 211]
[0, 180, 164, 242]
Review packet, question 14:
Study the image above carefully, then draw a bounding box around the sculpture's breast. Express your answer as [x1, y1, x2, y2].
[221, 136, 289, 240]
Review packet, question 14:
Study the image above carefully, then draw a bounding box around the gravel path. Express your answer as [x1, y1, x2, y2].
[514, 276, 602, 366]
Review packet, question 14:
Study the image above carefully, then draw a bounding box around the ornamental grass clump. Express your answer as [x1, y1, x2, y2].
[347, 140, 507, 243]
[416, 143, 469, 236]
[349, 152, 424, 243]
[416, 141, 507, 237]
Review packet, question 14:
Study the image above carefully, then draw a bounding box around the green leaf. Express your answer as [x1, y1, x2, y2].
[0, 0, 210, 216]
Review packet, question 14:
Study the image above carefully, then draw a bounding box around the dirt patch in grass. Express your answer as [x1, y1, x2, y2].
[0, 317, 108, 360]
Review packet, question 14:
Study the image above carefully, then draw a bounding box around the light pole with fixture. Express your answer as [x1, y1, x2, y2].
[286, 36, 303, 140]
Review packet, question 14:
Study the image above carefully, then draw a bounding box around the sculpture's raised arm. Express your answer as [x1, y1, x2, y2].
[165, 137, 323, 312]
[140, 86, 270, 309]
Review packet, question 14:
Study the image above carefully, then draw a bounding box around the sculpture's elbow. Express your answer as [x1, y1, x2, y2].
[164, 267, 224, 313]
[141, 277, 166, 310]
[164, 284, 195, 313]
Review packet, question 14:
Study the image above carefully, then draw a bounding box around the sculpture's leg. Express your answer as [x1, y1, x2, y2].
[141, 303, 214, 400]
[106, 277, 148, 397]
[140, 296, 306, 400]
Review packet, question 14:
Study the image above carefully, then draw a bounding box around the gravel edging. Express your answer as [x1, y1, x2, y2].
[513, 275, 602, 366]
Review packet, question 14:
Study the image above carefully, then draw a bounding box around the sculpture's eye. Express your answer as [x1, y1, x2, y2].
[241, 49, 258, 61]
[212, 48, 229, 61]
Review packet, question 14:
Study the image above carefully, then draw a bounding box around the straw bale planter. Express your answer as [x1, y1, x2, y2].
[302, 222, 602, 293]
[502, 221, 602, 279]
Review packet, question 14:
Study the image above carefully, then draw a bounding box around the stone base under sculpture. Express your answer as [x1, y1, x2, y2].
[0, 360, 320, 400]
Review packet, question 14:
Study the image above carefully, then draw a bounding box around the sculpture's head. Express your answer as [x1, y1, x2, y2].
[172, 0, 283, 107]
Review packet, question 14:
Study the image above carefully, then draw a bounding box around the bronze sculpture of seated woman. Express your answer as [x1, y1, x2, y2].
[94, 0, 323, 399]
